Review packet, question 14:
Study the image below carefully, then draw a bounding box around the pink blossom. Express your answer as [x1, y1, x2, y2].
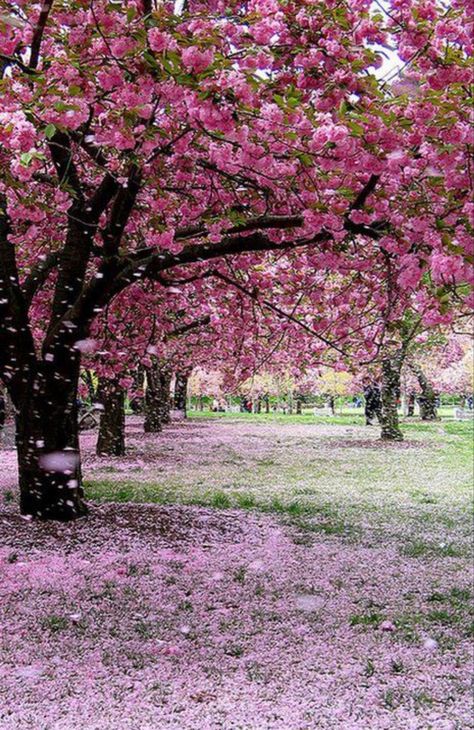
[181, 46, 214, 74]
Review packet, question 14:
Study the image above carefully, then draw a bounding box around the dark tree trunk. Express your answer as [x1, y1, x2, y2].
[130, 365, 145, 413]
[326, 395, 335, 415]
[380, 354, 404, 441]
[296, 396, 302, 415]
[411, 364, 438, 420]
[159, 368, 172, 425]
[135, 364, 145, 392]
[407, 392, 416, 417]
[15, 365, 87, 520]
[144, 360, 163, 433]
[174, 371, 189, 416]
[96, 377, 125, 456]
[256, 397, 262, 414]
[264, 394, 270, 413]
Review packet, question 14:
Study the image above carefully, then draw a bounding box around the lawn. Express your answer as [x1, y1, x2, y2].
[85, 412, 473, 557]
[0, 413, 472, 729]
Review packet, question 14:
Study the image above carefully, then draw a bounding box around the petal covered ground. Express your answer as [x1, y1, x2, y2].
[0, 416, 472, 730]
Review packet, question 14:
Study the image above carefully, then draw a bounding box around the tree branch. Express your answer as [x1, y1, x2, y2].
[209, 270, 348, 356]
[101, 165, 142, 256]
[48, 131, 84, 201]
[21, 251, 59, 305]
[349, 174, 380, 211]
[167, 314, 211, 339]
[29, 0, 55, 70]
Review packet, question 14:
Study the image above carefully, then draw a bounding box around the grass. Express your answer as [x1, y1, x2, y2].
[350, 611, 383, 627]
[403, 540, 467, 559]
[84, 411, 473, 557]
[188, 405, 467, 425]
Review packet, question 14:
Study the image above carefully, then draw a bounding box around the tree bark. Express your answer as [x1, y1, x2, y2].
[129, 365, 144, 413]
[15, 365, 87, 520]
[326, 395, 335, 416]
[410, 364, 438, 420]
[96, 377, 125, 456]
[144, 360, 163, 432]
[159, 368, 172, 424]
[296, 396, 302, 415]
[174, 371, 189, 415]
[380, 353, 404, 441]
[407, 392, 416, 417]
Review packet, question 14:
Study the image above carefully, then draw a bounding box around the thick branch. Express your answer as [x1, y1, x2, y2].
[48, 132, 84, 200]
[21, 251, 59, 305]
[88, 172, 120, 219]
[349, 174, 380, 211]
[29, 0, 55, 70]
[101, 165, 142, 256]
[41, 178, 386, 354]
[167, 314, 211, 339]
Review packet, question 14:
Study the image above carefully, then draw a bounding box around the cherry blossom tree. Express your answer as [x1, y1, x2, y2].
[0, 0, 472, 518]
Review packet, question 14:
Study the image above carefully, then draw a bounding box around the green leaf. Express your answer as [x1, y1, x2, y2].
[20, 152, 33, 167]
[44, 123, 56, 139]
[161, 56, 175, 75]
[273, 94, 286, 109]
[297, 153, 313, 167]
[53, 100, 78, 112]
[347, 120, 365, 137]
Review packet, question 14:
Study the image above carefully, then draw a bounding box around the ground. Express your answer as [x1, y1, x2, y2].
[0, 412, 472, 730]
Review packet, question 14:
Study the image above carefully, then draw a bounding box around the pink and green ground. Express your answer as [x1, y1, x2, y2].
[0, 414, 472, 729]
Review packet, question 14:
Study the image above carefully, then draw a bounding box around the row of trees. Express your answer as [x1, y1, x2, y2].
[0, 0, 472, 519]
[189, 346, 474, 418]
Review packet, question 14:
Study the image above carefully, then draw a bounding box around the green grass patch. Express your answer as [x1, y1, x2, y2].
[350, 611, 383, 627]
[403, 540, 465, 559]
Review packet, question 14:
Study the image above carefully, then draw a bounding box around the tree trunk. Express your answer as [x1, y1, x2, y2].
[264, 394, 270, 413]
[174, 371, 189, 416]
[130, 365, 145, 413]
[411, 364, 438, 420]
[407, 392, 416, 417]
[326, 395, 335, 416]
[96, 377, 125, 456]
[158, 368, 172, 425]
[15, 371, 87, 520]
[380, 354, 403, 441]
[144, 360, 163, 433]
[296, 396, 302, 415]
